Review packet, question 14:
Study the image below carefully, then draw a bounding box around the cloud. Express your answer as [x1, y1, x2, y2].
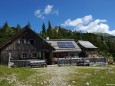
[35, 10, 44, 19]
[61, 15, 115, 36]
[109, 30, 115, 36]
[61, 15, 92, 27]
[51, 9, 59, 15]
[44, 5, 53, 14]
[35, 4, 59, 19]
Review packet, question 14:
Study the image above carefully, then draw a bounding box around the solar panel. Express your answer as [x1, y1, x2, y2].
[66, 42, 75, 48]
[57, 42, 67, 48]
[66, 42, 73, 45]
[57, 42, 75, 48]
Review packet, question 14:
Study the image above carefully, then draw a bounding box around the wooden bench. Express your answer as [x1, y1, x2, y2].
[29, 60, 47, 68]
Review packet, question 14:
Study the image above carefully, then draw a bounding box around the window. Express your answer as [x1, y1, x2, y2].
[19, 39, 26, 44]
[32, 53, 37, 58]
[20, 39, 24, 44]
[22, 53, 27, 58]
[30, 39, 34, 44]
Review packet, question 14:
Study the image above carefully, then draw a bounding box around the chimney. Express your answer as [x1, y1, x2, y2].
[46, 37, 49, 40]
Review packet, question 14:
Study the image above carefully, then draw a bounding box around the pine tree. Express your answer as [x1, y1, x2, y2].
[42, 23, 46, 34]
[27, 22, 31, 28]
[48, 21, 52, 30]
[47, 21, 52, 38]
[3, 21, 9, 29]
[41, 23, 47, 38]
[17, 24, 21, 29]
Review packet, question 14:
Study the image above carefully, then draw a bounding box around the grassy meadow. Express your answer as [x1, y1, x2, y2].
[0, 65, 115, 86]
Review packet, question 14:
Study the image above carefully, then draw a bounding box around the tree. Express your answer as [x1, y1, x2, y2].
[47, 21, 53, 38]
[48, 21, 52, 30]
[42, 23, 46, 34]
[3, 21, 9, 29]
[16, 24, 21, 29]
[41, 23, 46, 38]
[27, 22, 31, 28]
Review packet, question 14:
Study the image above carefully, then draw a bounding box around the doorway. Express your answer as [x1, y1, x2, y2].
[45, 52, 52, 65]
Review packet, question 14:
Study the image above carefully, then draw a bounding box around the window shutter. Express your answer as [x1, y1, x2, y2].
[28, 41, 30, 44]
[24, 39, 26, 44]
[39, 51, 41, 58]
[17, 40, 20, 44]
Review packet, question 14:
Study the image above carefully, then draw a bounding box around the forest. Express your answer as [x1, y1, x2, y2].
[0, 21, 115, 61]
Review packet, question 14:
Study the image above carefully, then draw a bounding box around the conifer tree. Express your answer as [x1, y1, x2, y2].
[42, 22, 46, 34]
[42, 22, 47, 38]
[47, 21, 52, 38]
[17, 24, 21, 29]
[48, 21, 52, 30]
[27, 22, 31, 28]
[3, 21, 9, 29]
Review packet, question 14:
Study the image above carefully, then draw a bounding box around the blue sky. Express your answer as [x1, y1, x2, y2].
[0, 0, 115, 35]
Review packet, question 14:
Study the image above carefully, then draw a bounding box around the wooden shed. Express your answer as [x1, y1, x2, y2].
[77, 40, 98, 57]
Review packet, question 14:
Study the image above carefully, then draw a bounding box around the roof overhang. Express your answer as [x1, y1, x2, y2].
[53, 49, 82, 53]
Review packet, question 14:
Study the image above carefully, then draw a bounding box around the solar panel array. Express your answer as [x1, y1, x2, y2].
[57, 42, 75, 48]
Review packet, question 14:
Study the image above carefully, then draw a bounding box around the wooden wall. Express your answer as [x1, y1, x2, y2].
[0, 28, 44, 65]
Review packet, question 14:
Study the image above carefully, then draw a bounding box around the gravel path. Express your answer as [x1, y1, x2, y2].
[45, 66, 73, 86]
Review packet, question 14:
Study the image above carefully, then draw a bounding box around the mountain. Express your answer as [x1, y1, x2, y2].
[94, 32, 115, 42]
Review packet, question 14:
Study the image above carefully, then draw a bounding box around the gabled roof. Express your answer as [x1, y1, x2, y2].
[46, 39, 81, 52]
[78, 40, 97, 49]
[0, 26, 28, 51]
[0, 25, 55, 51]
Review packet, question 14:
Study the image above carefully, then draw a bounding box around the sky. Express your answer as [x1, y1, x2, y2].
[0, 0, 115, 35]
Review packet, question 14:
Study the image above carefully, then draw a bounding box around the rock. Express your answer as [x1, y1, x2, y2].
[72, 81, 76, 83]
[68, 85, 71, 86]
[44, 81, 46, 84]
[41, 82, 43, 84]
[86, 82, 89, 86]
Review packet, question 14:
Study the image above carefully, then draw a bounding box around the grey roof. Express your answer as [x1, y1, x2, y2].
[78, 40, 97, 48]
[46, 39, 81, 52]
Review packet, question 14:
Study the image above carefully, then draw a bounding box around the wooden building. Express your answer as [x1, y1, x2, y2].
[46, 39, 82, 64]
[0, 26, 54, 67]
[77, 40, 98, 57]
[0, 25, 104, 67]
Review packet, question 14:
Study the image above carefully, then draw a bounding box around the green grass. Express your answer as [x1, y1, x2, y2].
[0, 66, 51, 86]
[0, 66, 36, 86]
[0, 65, 115, 86]
[0, 66, 36, 80]
[67, 66, 115, 86]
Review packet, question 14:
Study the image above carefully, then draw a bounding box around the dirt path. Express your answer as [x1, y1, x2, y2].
[45, 66, 74, 86]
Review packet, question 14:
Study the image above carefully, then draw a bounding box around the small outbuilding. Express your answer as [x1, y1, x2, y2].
[77, 40, 98, 57]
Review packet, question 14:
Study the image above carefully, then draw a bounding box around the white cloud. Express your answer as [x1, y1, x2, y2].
[35, 4, 59, 19]
[35, 10, 44, 19]
[61, 18, 82, 27]
[61, 15, 92, 27]
[82, 15, 92, 24]
[52, 9, 59, 15]
[44, 5, 53, 14]
[61, 15, 115, 36]
[109, 30, 115, 36]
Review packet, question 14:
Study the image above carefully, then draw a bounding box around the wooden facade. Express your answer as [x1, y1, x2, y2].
[0, 26, 54, 66]
[0, 26, 104, 67]
[78, 40, 98, 57]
